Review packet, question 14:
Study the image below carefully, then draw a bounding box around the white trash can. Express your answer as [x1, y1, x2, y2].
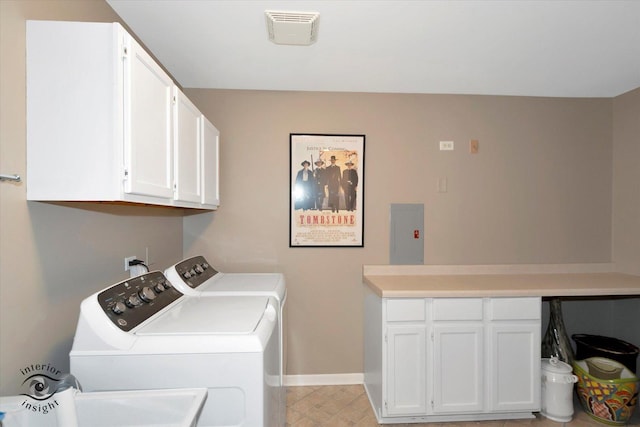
[541, 356, 578, 422]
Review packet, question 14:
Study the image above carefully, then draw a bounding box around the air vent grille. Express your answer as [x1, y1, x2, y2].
[265, 10, 320, 45]
[267, 12, 317, 23]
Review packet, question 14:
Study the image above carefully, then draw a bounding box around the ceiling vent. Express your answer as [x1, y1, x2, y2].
[265, 10, 320, 46]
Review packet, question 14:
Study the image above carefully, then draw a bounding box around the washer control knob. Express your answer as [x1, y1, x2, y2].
[112, 301, 126, 315]
[138, 286, 156, 302]
[126, 294, 142, 307]
[195, 264, 204, 274]
[163, 280, 172, 289]
[154, 283, 165, 293]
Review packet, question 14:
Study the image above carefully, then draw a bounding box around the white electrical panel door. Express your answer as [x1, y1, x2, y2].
[390, 204, 424, 264]
[201, 118, 220, 208]
[124, 36, 174, 199]
[173, 88, 202, 203]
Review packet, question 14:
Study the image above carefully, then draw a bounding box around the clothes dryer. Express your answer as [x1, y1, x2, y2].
[164, 256, 287, 395]
[164, 256, 286, 303]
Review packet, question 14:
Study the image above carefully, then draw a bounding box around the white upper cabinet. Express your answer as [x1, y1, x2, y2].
[26, 20, 218, 210]
[173, 88, 202, 204]
[201, 118, 220, 208]
[125, 36, 174, 199]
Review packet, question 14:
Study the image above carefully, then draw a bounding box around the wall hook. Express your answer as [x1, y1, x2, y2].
[0, 174, 21, 183]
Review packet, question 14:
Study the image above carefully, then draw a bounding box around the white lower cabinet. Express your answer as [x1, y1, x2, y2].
[386, 325, 426, 415]
[431, 298, 484, 415]
[488, 322, 541, 412]
[432, 323, 484, 414]
[486, 296, 541, 413]
[364, 290, 541, 424]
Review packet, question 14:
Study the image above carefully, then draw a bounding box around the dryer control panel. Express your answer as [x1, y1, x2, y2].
[97, 271, 183, 332]
[171, 255, 218, 289]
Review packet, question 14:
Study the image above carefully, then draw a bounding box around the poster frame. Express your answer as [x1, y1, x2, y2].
[289, 133, 365, 248]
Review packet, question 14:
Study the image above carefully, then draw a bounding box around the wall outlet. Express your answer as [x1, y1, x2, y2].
[439, 141, 454, 151]
[124, 255, 136, 271]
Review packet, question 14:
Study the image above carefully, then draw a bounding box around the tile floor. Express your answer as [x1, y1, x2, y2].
[285, 385, 640, 427]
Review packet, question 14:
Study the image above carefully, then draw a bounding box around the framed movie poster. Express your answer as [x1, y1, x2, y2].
[290, 133, 365, 247]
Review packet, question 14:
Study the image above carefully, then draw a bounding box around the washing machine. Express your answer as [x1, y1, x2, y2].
[70, 271, 283, 427]
[164, 256, 287, 421]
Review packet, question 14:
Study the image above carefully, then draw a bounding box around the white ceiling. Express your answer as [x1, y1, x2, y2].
[106, 0, 640, 98]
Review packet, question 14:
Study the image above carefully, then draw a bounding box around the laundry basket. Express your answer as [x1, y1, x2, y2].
[572, 334, 639, 373]
[573, 358, 639, 425]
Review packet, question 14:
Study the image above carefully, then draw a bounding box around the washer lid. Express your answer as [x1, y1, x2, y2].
[202, 273, 286, 300]
[136, 295, 269, 335]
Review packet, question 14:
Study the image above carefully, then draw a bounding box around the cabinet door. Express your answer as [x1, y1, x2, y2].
[124, 36, 174, 199]
[385, 325, 427, 416]
[26, 21, 121, 201]
[201, 118, 220, 207]
[173, 88, 202, 203]
[433, 324, 483, 413]
[488, 323, 541, 411]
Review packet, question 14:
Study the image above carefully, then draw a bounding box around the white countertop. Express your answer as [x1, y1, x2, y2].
[363, 264, 640, 298]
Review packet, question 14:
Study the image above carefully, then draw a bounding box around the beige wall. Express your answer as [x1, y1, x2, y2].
[183, 89, 621, 376]
[612, 88, 640, 275]
[0, 1, 184, 395]
[1, 0, 638, 395]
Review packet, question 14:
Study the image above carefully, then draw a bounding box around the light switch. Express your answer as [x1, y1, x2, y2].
[470, 139, 479, 154]
[437, 177, 448, 193]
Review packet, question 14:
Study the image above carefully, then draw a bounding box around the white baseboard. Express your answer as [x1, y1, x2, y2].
[284, 373, 364, 386]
